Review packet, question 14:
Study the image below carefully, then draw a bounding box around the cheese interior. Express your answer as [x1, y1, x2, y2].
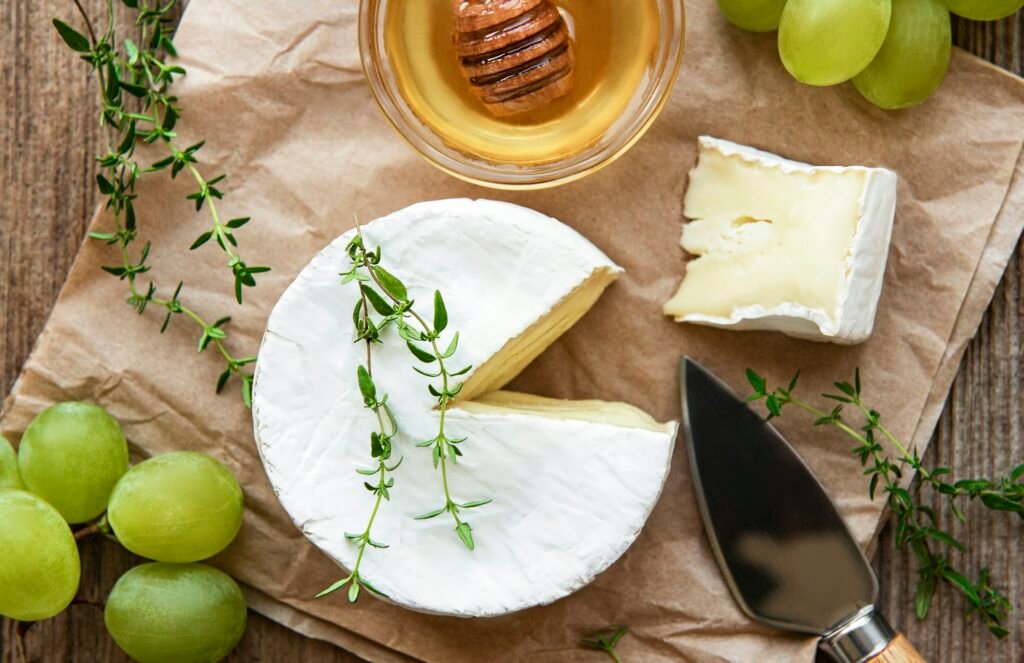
[459, 267, 620, 402]
[457, 391, 673, 434]
[454, 266, 670, 431]
[663, 145, 867, 320]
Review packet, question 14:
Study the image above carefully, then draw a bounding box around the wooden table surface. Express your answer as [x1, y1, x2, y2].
[2, 2, 1022, 662]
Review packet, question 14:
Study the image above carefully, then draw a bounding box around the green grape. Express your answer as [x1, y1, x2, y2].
[779, 0, 893, 86]
[716, 0, 788, 32]
[945, 0, 1023, 20]
[0, 491, 81, 621]
[108, 452, 244, 563]
[105, 563, 247, 663]
[854, 0, 952, 109]
[0, 434, 25, 491]
[18, 402, 129, 523]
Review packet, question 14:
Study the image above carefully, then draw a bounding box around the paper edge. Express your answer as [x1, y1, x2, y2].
[863, 137, 1024, 558]
[243, 585, 421, 663]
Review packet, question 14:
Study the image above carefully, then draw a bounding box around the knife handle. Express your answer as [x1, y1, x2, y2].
[865, 634, 926, 663]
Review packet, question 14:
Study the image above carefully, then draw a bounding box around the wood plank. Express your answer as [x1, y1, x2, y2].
[1, 2, 1022, 662]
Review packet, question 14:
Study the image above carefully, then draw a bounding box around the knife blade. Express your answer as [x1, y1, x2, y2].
[681, 358, 925, 663]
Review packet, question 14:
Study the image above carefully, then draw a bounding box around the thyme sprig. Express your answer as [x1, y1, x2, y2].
[317, 239, 405, 602]
[345, 229, 491, 551]
[747, 368, 1023, 638]
[52, 0, 268, 404]
[581, 626, 630, 663]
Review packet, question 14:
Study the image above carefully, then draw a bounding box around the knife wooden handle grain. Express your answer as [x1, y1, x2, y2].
[866, 634, 927, 662]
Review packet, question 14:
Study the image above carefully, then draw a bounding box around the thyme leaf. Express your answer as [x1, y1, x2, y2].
[581, 626, 630, 663]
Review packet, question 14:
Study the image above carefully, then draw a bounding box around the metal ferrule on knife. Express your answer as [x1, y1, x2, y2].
[822, 605, 896, 662]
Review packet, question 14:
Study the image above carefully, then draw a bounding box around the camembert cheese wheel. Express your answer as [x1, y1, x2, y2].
[253, 199, 677, 616]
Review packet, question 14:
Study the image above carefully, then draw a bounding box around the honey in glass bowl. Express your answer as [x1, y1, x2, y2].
[361, 0, 684, 188]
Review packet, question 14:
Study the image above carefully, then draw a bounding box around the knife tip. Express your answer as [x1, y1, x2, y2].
[681, 356, 705, 376]
[679, 357, 701, 413]
[679, 356, 692, 385]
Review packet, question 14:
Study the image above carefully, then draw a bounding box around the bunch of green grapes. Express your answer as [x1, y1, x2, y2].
[716, 0, 1024, 109]
[1, 404, 248, 662]
[0, 402, 129, 622]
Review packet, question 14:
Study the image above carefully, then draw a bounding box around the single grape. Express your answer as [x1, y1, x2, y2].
[945, 0, 1023, 20]
[716, 0, 788, 32]
[105, 563, 247, 663]
[854, 0, 952, 109]
[0, 434, 25, 491]
[0, 491, 81, 621]
[18, 402, 129, 523]
[108, 451, 244, 563]
[779, 0, 893, 86]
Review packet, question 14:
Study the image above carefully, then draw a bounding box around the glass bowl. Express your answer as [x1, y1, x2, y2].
[359, 0, 686, 190]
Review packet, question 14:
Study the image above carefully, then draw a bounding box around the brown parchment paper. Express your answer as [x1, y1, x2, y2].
[4, 1, 1024, 661]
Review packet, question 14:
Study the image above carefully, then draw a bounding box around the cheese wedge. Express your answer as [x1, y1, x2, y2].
[663, 136, 898, 344]
[252, 199, 677, 617]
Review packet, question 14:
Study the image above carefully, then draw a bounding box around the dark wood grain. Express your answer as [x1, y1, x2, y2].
[1, 2, 1021, 661]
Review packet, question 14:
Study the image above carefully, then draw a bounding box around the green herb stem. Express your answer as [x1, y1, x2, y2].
[319, 456, 390, 604]
[747, 368, 1021, 638]
[404, 305, 466, 533]
[56, 0, 265, 405]
[343, 225, 489, 550]
[71, 0, 97, 43]
[786, 388, 1020, 514]
[106, 215, 255, 402]
[581, 626, 630, 662]
[364, 263, 483, 549]
[784, 398, 872, 445]
[353, 464, 386, 564]
[318, 243, 403, 603]
[185, 163, 235, 260]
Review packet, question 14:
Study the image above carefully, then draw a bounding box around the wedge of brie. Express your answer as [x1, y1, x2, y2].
[253, 199, 677, 617]
[663, 136, 898, 344]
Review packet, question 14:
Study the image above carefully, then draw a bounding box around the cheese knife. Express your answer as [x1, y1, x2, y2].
[680, 358, 924, 662]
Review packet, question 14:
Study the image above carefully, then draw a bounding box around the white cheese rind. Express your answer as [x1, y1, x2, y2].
[669, 136, 898, 345]
[252, 199, 677, 617]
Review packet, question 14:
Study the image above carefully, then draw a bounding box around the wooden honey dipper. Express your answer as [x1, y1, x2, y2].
[453, 0, 576, 118]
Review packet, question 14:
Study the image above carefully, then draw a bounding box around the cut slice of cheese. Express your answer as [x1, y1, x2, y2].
[252, 199, 677, 617]
[663, 136, 898, 344]
[459, 269, 619, 402]
[456, 391, 672, 434]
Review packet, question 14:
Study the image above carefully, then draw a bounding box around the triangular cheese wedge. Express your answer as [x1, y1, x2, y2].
[253, 199, 677, 616]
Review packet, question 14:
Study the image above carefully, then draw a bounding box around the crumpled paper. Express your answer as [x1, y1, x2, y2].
[3, 1, 1024, 661]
